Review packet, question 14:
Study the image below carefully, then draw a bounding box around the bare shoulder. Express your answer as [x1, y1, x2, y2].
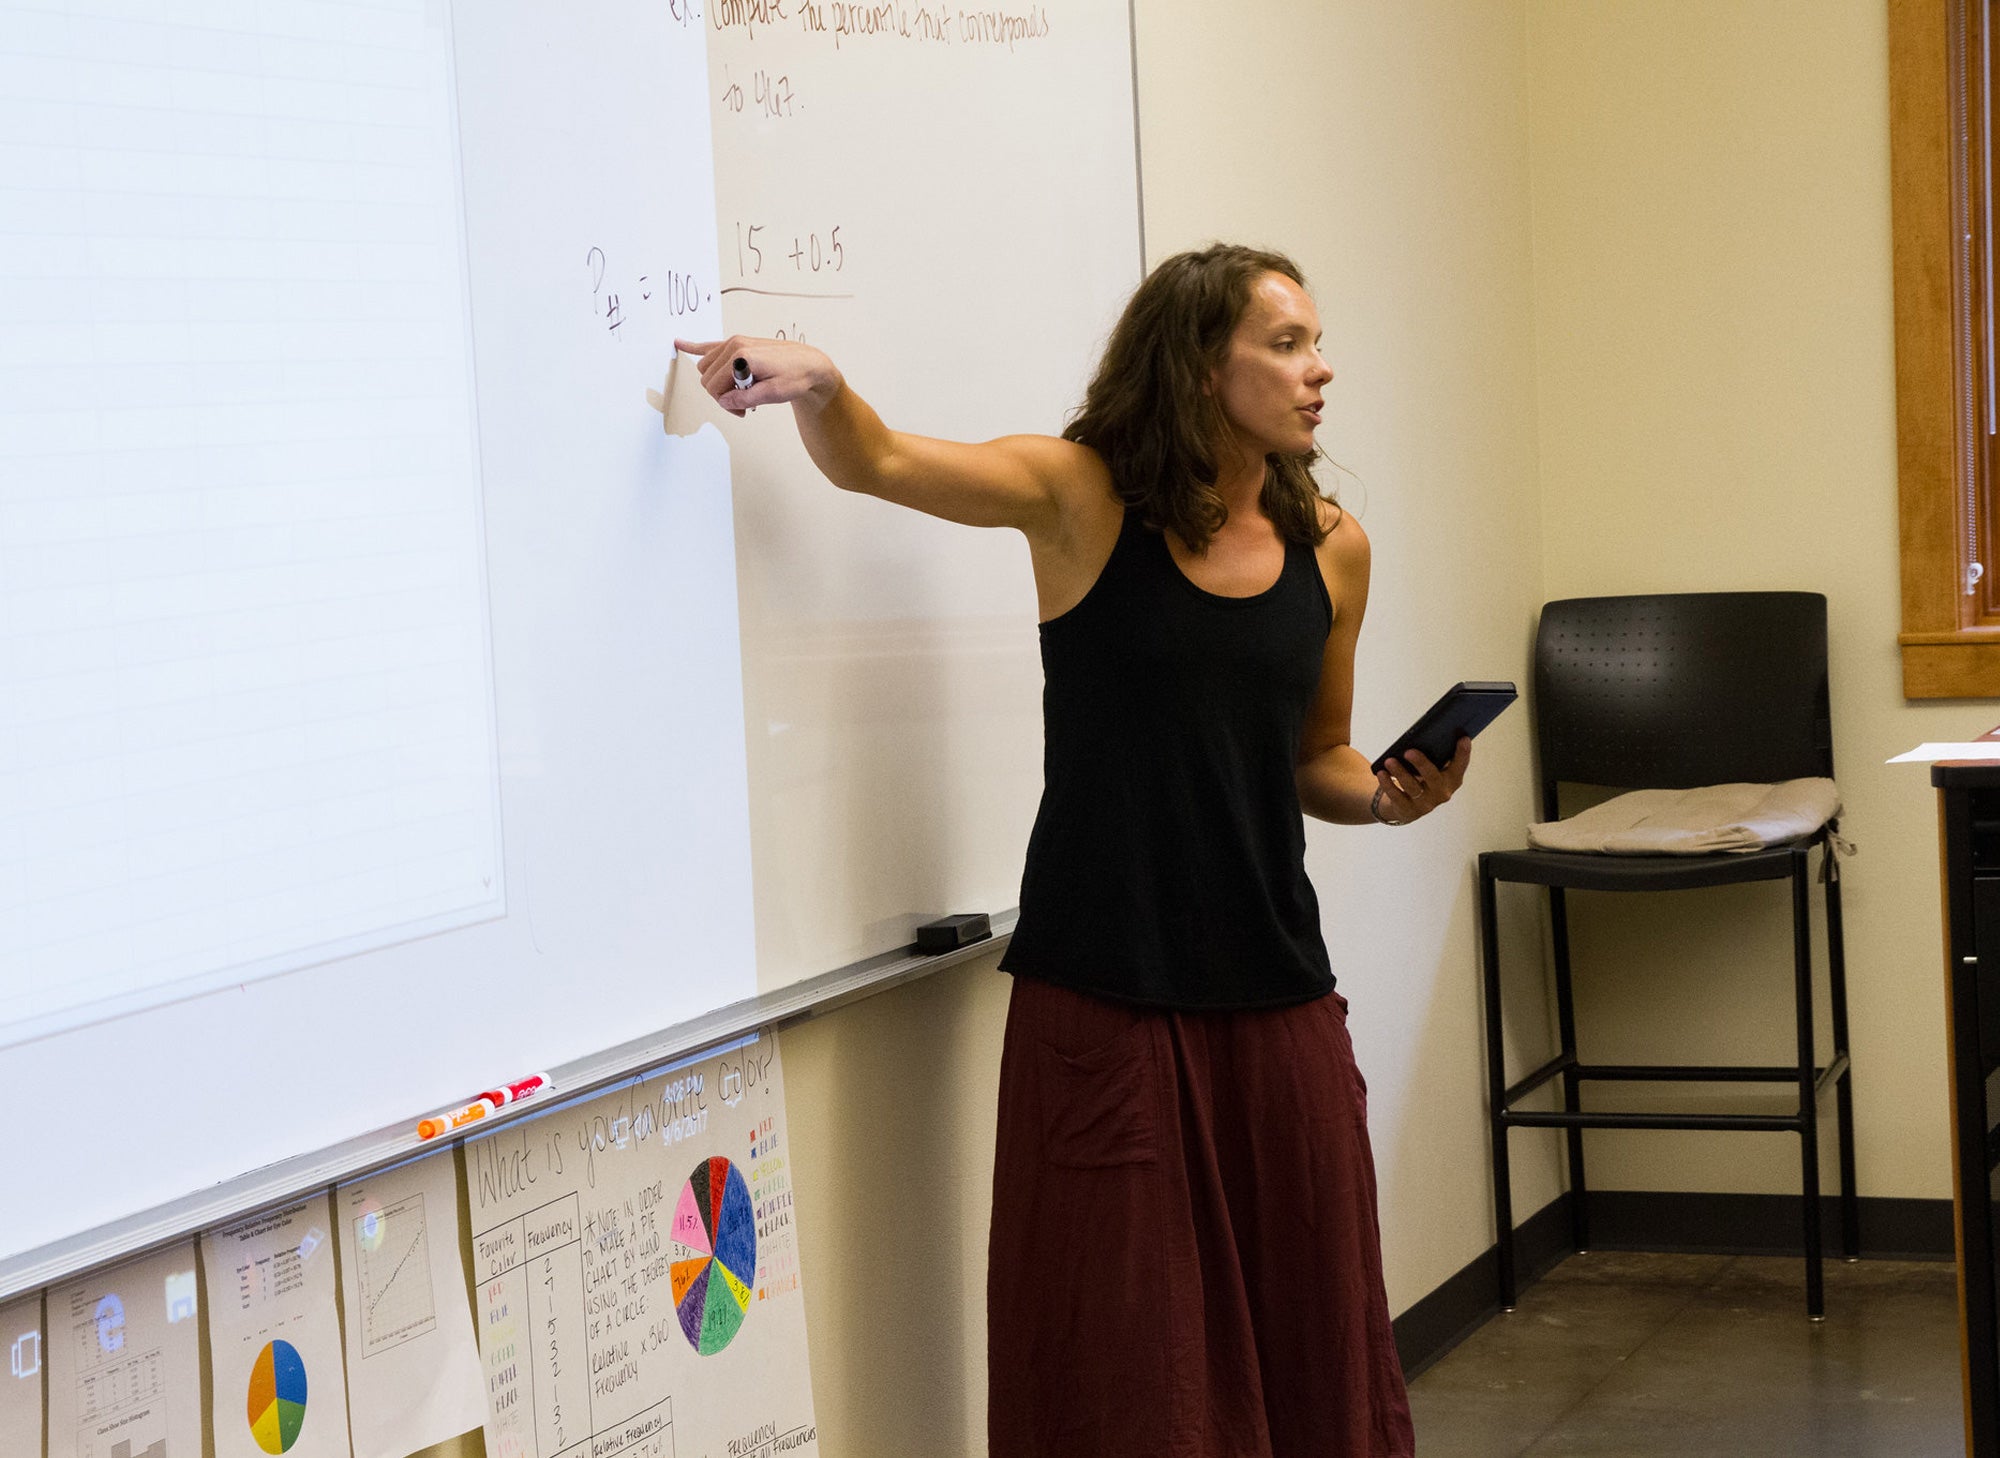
[1315, 497, 1370, 571]
[1312, 497, 1370, 636]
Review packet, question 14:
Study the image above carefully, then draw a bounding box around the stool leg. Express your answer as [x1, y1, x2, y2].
[1479, 863, 1517, 1311]
[1549, 886, 1588, 1253]
[1792, 854, 1824, 1319]
[1825, 846, 1859, 1261]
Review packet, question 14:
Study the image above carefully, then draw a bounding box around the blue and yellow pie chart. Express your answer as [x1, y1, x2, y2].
[247, 1338, 307, 1454]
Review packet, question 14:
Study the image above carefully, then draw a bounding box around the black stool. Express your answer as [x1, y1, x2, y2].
[1478, 592, 1857, 1319]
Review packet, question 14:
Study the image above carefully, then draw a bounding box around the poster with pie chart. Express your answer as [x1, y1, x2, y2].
[201, 1193, 352, 1458]
[670, 1156, 756, 1355]
[247, 1338, 308, 1454]
[471, 1032, 817, 1458]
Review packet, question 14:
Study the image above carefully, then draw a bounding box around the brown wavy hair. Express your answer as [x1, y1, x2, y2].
[1063, 243, 1335, 553]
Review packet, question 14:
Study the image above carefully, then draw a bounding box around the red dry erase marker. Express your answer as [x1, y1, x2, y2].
[475, 1073, 551, 1108]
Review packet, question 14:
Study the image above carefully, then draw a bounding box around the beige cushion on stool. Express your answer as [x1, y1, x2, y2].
[1527, 777, 1842, 856]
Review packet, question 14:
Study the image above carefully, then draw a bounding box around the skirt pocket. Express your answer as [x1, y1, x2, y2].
[1037, 1015, 1159, 1169]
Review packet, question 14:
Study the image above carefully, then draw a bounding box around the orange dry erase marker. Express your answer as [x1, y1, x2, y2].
[417, 1097, 495, 1141]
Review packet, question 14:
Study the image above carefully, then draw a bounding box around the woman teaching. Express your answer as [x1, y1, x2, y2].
[678, 243, 1468, 1458]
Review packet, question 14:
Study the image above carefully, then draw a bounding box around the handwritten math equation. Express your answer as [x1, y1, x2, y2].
[720, 64, 799, 120]
[585, 247, 711, 339]
[732, 221, 845, 278]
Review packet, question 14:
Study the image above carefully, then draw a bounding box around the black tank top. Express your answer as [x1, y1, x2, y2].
[999, 508, 1336, 1008]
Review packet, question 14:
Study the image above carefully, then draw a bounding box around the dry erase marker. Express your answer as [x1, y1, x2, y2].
[475, 1073, 551, 1107]
[417, 1097, 495, 1141]
[506, 1072, 551, 1103]
[731, 357, 754, 390]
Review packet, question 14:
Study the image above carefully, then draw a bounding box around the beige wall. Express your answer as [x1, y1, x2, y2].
[783, 956, 1013, 1457]
[1526, 0, 1957, 1201]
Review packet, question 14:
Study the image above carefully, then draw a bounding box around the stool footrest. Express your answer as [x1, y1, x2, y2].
[1500, 1108, 1805, 1132]
[1572, 1062, 1808, 1083]
[1500, 1057, 1852, 1109]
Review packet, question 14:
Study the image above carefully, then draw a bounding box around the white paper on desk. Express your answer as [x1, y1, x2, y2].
[202, 1194, 352, 1458]
[49, 1240, 201, 1458]
[1887, 742, 2000, 762]
[0, 1290, 43, 1458]
[336, 1152, 486, 1458]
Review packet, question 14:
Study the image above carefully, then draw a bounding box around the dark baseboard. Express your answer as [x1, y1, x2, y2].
[1584, 1189, 1954, 1261]
[1393, 1194, 1574, 1381]
[1392, 1190, 1955, 1381]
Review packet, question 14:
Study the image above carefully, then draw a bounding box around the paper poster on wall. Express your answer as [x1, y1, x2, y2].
[336, 1152, 487, 1458]
[0, 1290, 42, 1458]
[49, 1241, 201, 1458]
[201, 1197, 352, 1458]
[467, 1032, 815, 1458]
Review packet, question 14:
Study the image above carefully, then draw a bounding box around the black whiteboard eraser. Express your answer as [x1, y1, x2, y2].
[915, 913, 992, 954]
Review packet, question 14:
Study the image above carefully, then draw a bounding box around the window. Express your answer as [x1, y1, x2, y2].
[1891, 0, 2000, 696]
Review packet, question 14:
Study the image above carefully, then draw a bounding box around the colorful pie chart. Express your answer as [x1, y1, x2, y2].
[668, 1156, 756, 1355]
[247, 1338, 307, 1454]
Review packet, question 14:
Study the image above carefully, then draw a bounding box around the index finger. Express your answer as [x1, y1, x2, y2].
[673, 337, 719, 360]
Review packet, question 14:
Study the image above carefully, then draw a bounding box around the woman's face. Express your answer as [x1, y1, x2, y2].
[1211, 271, 1333, 461]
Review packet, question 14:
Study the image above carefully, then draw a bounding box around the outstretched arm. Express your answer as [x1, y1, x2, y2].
[675, 335, 1090, 537]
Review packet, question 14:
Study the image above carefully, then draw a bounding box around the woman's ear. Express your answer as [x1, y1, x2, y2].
[1202, 341, 1229, 398]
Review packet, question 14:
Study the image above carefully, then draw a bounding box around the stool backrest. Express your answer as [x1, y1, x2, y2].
[1533, 592, 1832, 820]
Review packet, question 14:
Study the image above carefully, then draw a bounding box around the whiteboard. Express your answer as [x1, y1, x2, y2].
[0, 0, 1140, 1270]
[694, 0, 1144, 988]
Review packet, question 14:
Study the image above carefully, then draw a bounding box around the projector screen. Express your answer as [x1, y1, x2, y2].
[0, 0, 755, 1260]
[1, 2, 506, 1043]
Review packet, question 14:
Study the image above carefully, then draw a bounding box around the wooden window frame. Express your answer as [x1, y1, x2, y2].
[1893, 0, 2000, 696]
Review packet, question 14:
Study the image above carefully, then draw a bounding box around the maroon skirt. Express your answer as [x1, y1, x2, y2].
[987, 975, 1414, 1458]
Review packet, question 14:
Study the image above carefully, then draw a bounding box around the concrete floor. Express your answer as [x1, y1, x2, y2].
[1405, 1251, 1964, 1457]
